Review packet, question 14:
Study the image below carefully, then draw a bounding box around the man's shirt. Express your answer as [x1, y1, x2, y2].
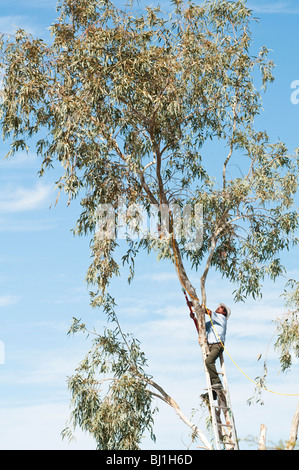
[206, 311, 227, 344]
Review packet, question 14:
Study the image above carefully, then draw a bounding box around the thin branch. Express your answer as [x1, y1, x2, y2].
[143, 159, 156, 172]
[146, 377, 213, 450]
[223, 95, 238, 189]
[99, 120, 160, 206]
[200, 218, 228, 305]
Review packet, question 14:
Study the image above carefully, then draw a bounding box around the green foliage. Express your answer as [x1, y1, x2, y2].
[1, 0, 299, 448]
[63, 313, 156, 449]
[1, 0, 298, 305]
[274, 280, 299, 372]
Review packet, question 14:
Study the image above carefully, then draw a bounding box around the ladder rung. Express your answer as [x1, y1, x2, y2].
[204, 355, 239, 450]
[211, 386, 226, 391]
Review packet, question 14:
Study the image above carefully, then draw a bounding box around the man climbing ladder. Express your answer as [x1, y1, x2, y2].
[184, 290, 238, 449]
[184, 288, 231, 392]
[205, 303, 231, 393]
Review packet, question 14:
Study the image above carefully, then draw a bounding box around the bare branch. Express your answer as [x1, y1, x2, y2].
[286, 401, 299, 450]
[146, 377, 213, 450]
[258, 424, 267, 450]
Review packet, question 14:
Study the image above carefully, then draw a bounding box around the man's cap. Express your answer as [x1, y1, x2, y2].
[218, 303, 231, 319]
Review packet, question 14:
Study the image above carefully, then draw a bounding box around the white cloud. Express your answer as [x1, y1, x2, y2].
[0, 345, 87, 388]
[248, 1, 299, 14]
[0, 16, 36, 35]
[138, 271, 179, 282]
[0, 295, 18, 307]
[0, 217, 58, 232]
[0, 402, 95, 450]
[0, 151, 38, 168]
[0, 183, 53, 213]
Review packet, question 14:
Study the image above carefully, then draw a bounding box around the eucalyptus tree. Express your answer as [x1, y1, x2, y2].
[1, 0, 298, 449]
[274, 280, 299, 373]
[273, 281, 299, 451]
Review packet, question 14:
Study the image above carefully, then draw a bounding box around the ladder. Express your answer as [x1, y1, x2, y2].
[182, 289, 239, 449]
[202, 350, 239, 450]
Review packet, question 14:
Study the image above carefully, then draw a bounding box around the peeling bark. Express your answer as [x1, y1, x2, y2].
[286, 401, 299, 450]
[258, 424, 267, 450]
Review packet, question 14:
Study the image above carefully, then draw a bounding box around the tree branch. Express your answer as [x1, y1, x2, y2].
[258, 424, 267, 450]
[223, 94, 238, 189]
[200, 221, 227, 306]
[146, 377, 213, 450]
[286, 400, 299, 450]
[99, 121, 160, 206]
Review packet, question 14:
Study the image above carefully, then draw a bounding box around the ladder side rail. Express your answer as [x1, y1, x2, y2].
[219, 354, 239, 450]
[202, 349, 223, 450]
[215, 389, 233, 449]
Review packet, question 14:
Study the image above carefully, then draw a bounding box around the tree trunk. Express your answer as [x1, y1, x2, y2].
[286, 400, 299, 450]
[258, 424, 267, 450]
[172, 238, 209, 352]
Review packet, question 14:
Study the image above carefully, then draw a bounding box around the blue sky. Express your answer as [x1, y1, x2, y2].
[0, 0, 298, 451]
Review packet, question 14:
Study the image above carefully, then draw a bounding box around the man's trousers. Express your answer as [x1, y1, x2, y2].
[205, 342, 224, 386]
